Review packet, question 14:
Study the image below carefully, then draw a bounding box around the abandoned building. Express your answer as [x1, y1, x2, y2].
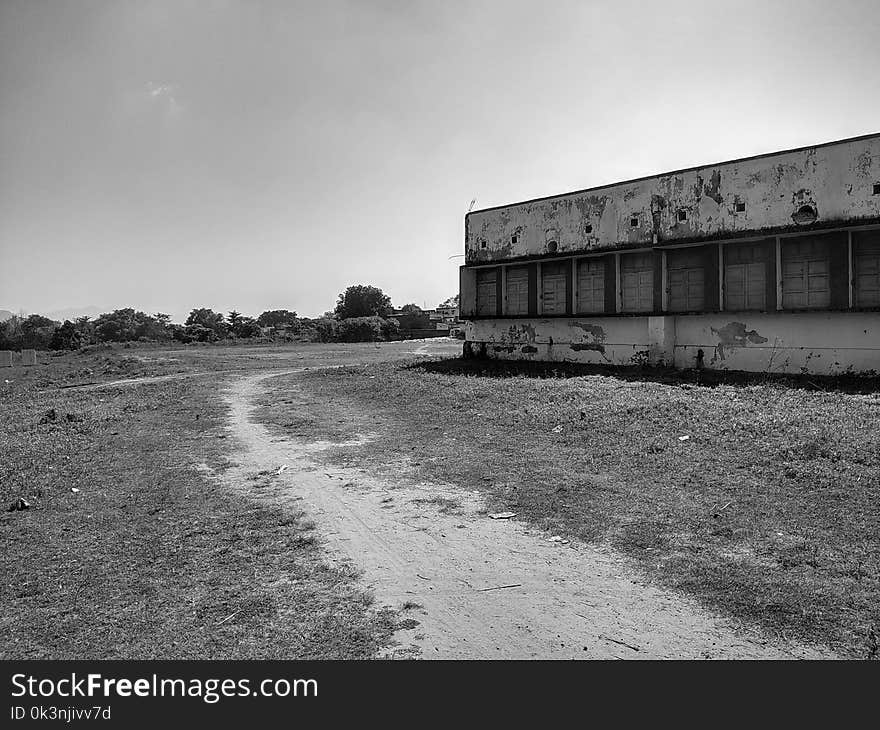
[459, 132, 880, 374]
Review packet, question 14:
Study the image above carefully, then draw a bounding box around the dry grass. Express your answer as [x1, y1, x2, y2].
[0, 353, 396, 659]
[257, 357, 880, 658]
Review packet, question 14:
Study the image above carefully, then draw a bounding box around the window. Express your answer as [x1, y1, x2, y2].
[511, 234, 518, 244]
[585, 224, 593, 234]
[677, 210, 688, 222]
[853, 231, 880, 307]
[541, 262, 568, 314]
[629, 216, 639, 228]
[576, 259, 605, 314]
[782, 237, 831, 309]
[725, 242, 768, 311]
[735, 201, 746, 213]
[873, 183, 880, 195]
[476, 268, 498, 315]
[667, 249, 705, 312]
[505, 266, 529, 315]
[620, 253, 654, 312]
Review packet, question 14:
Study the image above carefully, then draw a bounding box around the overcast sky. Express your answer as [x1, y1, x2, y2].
[1, 0, 878, 321]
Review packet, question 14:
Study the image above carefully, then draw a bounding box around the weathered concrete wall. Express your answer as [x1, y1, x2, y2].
[466, 134, 880, 264]
[466, 312, 880, 374]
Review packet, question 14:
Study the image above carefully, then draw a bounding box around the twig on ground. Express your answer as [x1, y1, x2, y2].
[599, 634, 640, 652]
[216, 611, 240, 626]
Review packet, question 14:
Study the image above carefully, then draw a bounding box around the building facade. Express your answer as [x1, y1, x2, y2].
[459, 133, 880, 374]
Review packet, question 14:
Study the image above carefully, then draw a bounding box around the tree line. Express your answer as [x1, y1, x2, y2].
[0, 285, 457, 351]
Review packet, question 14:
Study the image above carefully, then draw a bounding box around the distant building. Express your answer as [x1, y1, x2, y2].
[428, 305, 460, 331]
[459, 133, 880, 374]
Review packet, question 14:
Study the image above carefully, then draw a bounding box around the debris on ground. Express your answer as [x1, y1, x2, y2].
[71, 488, 80, 493]
[549, 536, 570, 544]
[551, 425, 563, 433]
[8, 497, 31, 512]
[38, 408, 57, 424]
[678, 435, 690, 441]
[489, 511, 516, 520]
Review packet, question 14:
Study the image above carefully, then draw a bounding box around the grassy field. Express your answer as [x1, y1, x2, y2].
[0, 345, 409, 659]
[257, 358, 880, 658]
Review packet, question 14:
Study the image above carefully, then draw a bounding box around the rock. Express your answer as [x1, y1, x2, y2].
[8, 497, 30, 512]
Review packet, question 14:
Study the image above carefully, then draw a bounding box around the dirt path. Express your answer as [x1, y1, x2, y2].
[223, 370, 834, 659]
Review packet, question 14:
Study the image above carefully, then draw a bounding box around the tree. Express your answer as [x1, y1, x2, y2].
[74, 316, 96, 345]
[184, 324, 217, 342]
[19, 314, 57, 349]
[185, 308, 227, 338]
[50, 320, 82, 350]
[93, 309, 167, 342]
[256, 309, 298, 329]
[334, 285, 392, 320]
[396, 303, 430, 330]
[0, 315, 24, 350]
[232, 316, 262, 338]
[227, 310, 242, 333]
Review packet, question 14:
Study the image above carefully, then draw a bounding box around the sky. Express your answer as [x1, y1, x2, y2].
[1, 0, 879, 321]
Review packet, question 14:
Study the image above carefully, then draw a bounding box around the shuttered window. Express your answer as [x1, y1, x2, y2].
[782, 238, 831, 309]
[725, 242, 768, 311]
[576, 259, 605, 314]
[476, 268, 498, 316]
[853, 232, 880, 308]
[620, 253, 654, 313]
[541, 262, 568, 315]
[667, 248, 705, 312]
[505, 266, 529, 315]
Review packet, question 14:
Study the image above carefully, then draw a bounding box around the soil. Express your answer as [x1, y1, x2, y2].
[223, 368, 835, 660]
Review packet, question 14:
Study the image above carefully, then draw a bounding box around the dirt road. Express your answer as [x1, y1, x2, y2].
[223, 367, 834, 660]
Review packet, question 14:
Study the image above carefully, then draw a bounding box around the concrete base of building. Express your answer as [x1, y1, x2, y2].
[464, 311, 880, 375]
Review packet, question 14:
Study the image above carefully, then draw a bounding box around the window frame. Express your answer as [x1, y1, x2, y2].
[723, 241, 770, 312]
[475, 267, 499, 317]
[781, 236, 832, 311]
[575, 257, 606, 314]
[666, 248, 706, 313]
[853, 231, 880, 309]
[619, 252, 655, 313]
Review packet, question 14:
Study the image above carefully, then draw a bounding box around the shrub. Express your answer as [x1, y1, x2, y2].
[313, 318, 338, 342]
[337, 316, 384, 342]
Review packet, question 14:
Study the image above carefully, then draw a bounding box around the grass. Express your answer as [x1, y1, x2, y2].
[0, 351, 397, 659]
[257, 357, 880, 658]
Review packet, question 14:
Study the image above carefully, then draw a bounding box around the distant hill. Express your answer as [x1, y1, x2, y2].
[0, 306, 106, 323]
[42, 305, 104, 322]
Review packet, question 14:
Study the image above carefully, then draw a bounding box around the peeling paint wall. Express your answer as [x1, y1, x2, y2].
[466, 313, 880, 375]
[465, 135, 880, 264]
